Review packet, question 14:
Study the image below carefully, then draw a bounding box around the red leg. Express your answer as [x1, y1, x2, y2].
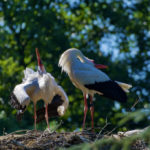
[90, 95, 94, 130]
[34, 103, 37, 130]
[45, 104, 50, 129]
[82, 94, 88, 129]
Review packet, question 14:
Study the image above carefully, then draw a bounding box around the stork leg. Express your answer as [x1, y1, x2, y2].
[45, 104, 50, 129]
[34, 103, 37, 130]
[82, 94, 88, 129]
[89, 95, 94, 130]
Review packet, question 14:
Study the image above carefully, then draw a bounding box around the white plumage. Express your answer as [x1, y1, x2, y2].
[11, 49, 69, 129]
[13, 68, 68, 115]
[59, 48, 132, 130]
[116, 81, 132, 93]
[59, 48, 131, 95]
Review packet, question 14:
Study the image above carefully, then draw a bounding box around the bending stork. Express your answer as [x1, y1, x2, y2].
[10, 49, 69, 129]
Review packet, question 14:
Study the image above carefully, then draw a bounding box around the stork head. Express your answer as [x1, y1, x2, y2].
[59, 48, 108, 69]
[35, 48, 46, 73]
[75, 49, 108, 69]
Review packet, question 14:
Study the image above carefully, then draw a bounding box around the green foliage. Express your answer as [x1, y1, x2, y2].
[118, 106, 150, 126]
[0, 0, 150, 137]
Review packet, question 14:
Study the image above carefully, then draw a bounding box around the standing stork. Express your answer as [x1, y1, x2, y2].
[10, 48, 69, 130]
[59, 48, 132, 130]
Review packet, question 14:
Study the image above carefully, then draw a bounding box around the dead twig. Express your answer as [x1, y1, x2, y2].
[52, 120, 63, 132]
[130, 96, 141, 111]
[36, 120, 63, 142]
[6, 129, 33, 136]
[96, 118, 110, 140]
[105, 126, 118, 136]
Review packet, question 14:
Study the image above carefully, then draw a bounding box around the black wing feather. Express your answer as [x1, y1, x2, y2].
[10, 92, 26, 120]
[85, 80, 127, 103]
[36, 95, 64, 123]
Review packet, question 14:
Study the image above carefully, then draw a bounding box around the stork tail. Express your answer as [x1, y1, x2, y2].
[116, 81, 132, 93]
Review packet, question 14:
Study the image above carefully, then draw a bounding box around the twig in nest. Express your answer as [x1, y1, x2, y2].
[52, 120, 63, 132]
[36, 120, 63, 142]
[82, 128, 95, 133]
[36, 129, 50, 142]
[106, 126, 118, 136]
[6, 129, 33, 136]
[11, 140, 30, 150]
[3, 128, 7, 135]
[104, 97, 141, 136]
[130, 96, 141, 111]
[105, 97, 141, 136]
[96, 118, 110, 140]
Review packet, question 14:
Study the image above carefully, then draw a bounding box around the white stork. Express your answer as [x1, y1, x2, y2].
[59, 48, 132, 130]
[10, 49, 69, 130]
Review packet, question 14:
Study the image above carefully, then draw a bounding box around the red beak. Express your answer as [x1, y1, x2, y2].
[35, 48, 46, 72]
[94, 64, 108, 69]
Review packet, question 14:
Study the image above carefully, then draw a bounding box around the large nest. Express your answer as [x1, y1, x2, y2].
[0, 127, 149, 150]
[0, 130, 97, 150]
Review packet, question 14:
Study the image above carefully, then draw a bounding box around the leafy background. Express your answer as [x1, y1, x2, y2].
[0, 0, 150, 135]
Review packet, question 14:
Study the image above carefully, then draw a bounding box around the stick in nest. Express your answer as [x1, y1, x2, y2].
[96, 117, 110, 140]
[130, 96, 141, 111]
[105, 126, 118, 136]
[6, 129, 33, 136]
[36, 120, 63, 142]
[106, 96, 141, 136]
